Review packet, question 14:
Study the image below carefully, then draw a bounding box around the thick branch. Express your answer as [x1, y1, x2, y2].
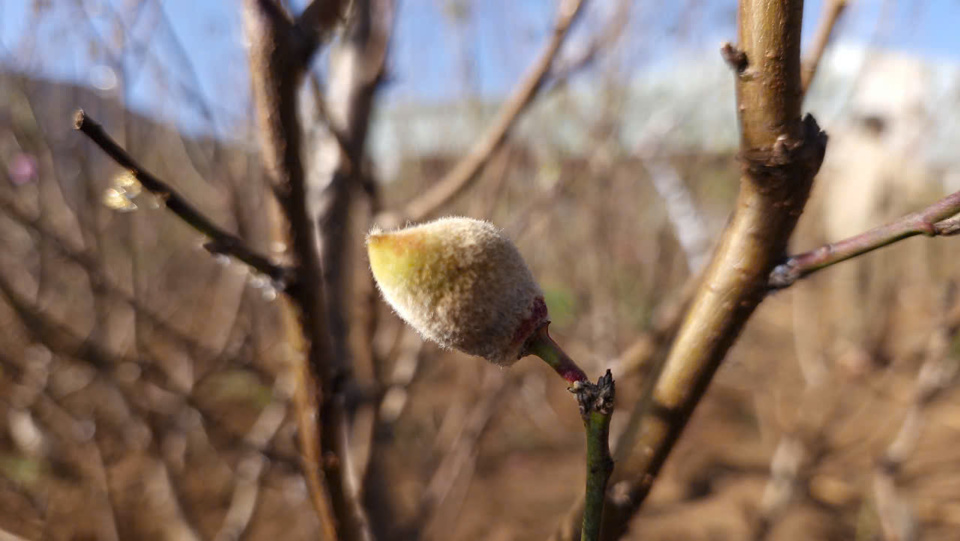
[244, 1, 375, 541]
[596, 3, 826, 538]
[769, 189, 960, 290]
[73, 110, 290, 285]
[310, 0, 391, 392]
[392, 0, 586, 224]
[801, 0, 848, 94]
[305, 2, 393, 538]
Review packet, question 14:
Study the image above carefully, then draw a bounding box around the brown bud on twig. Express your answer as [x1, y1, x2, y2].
[367, 217, 548, 365]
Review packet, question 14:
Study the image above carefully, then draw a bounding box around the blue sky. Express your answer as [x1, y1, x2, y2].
[2, 0, 959, 137]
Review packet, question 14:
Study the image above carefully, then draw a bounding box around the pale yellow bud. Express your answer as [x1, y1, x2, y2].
[367, 217, 548, 365]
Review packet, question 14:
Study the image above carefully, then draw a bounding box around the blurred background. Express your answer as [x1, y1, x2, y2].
[3, 0, 960, 539]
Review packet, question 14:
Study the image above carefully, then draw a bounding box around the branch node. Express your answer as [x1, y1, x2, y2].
[574, 369, 616, 419]
[739, 114, 828, 184]
[767, 259, 799, 291]
[720, 42, 749, 75]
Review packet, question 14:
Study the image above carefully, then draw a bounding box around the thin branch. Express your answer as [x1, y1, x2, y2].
[213, 377, 291, 541]
[73, 110, 291, 285]
[417, 371, 509, 537]
[391, 0, 587, 224]
[594, 3, 828, 538]
[526, 329, 615, 541]
[751, 283, 833, 540]
[801, 0, 848, 95]
[769, 189, 960, 290]
[874, 286, 959, 541]
[545, 0, 630, 90]
[549, 275, 696, 541]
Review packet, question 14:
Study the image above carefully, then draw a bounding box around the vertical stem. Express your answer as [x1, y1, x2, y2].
[527, 332, 614, 541]
[581, 407, 613, 541]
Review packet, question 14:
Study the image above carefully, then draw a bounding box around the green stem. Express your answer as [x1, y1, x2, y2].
[524, 328, 614, 541]
[581, 373, 614, 541]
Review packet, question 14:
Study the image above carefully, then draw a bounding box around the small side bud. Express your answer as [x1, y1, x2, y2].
[367, 217, 548, 365]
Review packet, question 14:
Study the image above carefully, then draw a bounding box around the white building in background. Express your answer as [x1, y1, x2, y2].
[366, 43, 960, 183]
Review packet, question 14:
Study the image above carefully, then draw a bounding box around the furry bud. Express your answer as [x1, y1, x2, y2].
[367, 217, 547, 365]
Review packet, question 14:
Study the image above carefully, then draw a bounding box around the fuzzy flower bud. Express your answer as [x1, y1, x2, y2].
[367, 217, 548, 365]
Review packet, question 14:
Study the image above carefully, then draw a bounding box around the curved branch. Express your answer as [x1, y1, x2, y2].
[391, 0, 587, 224]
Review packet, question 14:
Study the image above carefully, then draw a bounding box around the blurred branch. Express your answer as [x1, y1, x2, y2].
[0, 269, 300, 470]
[640, 157, 712, 273]
[0, 525, 32, 541]
[0, 195, 245, 373]
[390, 0, 587, 224]
[636, 114, 714, 274]
[243, 1, 378, 540]
[310, 0, 392, 395]
[298, 0, 346, 41]
[751, 284, 833, 540]
[592, 3, 828, 538]
[418, 371, 509, 539]
[549, 281, 694, 541]
[545, 0, 630, 89]
[801, 0, 848, 95]
[73, 111, 291, 286]
[769, 190, 960, 291]
[213, 377, 292, 541]
[306, 0, 393, 535]
[874, 286, 960, 541]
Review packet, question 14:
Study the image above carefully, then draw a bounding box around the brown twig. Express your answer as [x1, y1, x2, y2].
[390, 0, 587, 224]
[769, 190, 960, 291]
[418, 371, 510, 539]
[213, 375, 291, 541]
[310, 0, 392, 398]
[306, 2, 393, 534]
[72, 110, 291, 286]
[244, 0, 374, 540]
[545, 0, 630, 89]
[592, 3, 828, 538]
[750, 284, 839, 540]
[801, 0, 848, 95]
[874, 286, 960, 541]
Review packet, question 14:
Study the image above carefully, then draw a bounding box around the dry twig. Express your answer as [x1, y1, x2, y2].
[214, 375, 293, 541]
[243, 0, 374, 539]
[73, 111, 290, 286]
[874, 286, 960, 541]
[390, 0, 587, 224]
[801, 0, 849, 94]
